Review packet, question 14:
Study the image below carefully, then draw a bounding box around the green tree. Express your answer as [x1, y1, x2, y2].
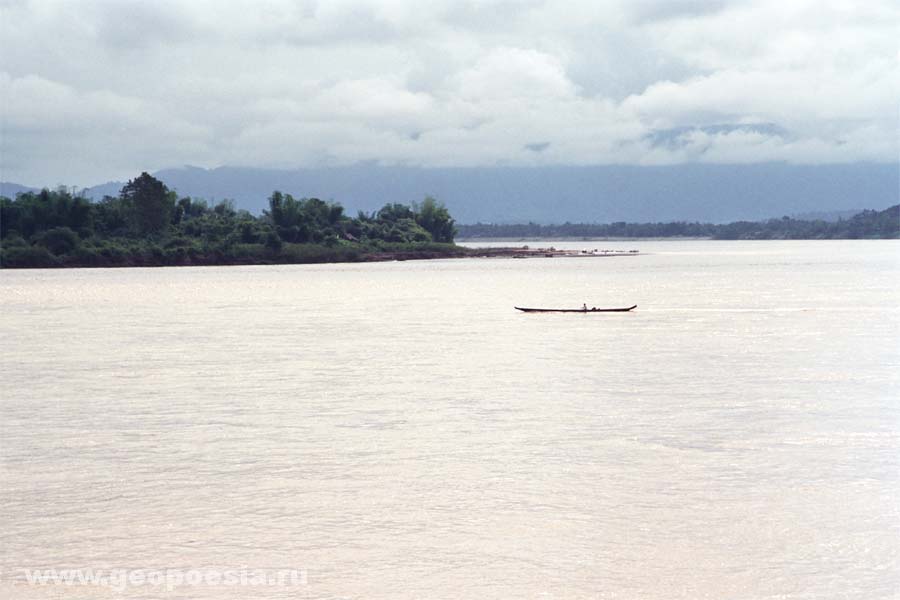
[93, 195, 131, 236]
[376, 203, 415, 223]
[119, 172, 175, 235]
[35, 226, 80, 255]
[264, 191, 348, 243]
[0, 189, 93, 239]
[264, 229, 283, 252]
[415, 196, 456, 243]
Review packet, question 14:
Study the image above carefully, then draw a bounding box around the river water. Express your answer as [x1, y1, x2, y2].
[1, 240, 898, 599]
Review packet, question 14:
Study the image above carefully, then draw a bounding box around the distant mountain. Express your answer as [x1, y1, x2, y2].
[790, 209, 863, 222]
[36, 162, 900, 224]
[0, 182, 39, 197]
[81, 180, 126, 199]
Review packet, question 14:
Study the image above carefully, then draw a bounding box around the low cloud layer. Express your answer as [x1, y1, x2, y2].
[2, 0, 897, 186]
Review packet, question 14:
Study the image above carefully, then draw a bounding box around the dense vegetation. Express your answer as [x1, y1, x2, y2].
[458, 205, 900, 240]
[1, 173, 459, 268]
[3, 172, 895, 269]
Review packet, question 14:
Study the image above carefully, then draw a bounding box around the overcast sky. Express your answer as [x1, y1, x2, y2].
[1, 0, 897, 186]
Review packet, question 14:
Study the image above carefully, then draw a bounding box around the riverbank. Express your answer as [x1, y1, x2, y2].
[0, 242, 645, 269]
[458, 236, 708, 243]
[0, 242, 460, 269]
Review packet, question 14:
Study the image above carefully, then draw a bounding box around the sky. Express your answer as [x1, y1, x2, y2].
[1, 0, 898, 187]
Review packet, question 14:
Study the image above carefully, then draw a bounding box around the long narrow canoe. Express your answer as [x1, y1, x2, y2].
[515, 305, 637, 313]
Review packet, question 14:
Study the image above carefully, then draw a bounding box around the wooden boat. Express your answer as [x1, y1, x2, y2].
[515, 305, 637, 313]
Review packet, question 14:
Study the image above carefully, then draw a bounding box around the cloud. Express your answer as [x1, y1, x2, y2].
[0, 0, 896, 186]
[627, 0, 729, 24]
[0, 72, 211, 185]
[451, 47, 576, 100]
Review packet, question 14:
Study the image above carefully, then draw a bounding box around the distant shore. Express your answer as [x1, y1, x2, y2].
[1, 244, 646, 269]
[456, 205, 899, 241]
[458, 236, 708, 243]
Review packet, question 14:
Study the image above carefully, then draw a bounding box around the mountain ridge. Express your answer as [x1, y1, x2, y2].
[6, 163, 898, 224]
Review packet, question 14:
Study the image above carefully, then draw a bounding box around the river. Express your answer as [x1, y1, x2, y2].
[1, 240, 898, 599]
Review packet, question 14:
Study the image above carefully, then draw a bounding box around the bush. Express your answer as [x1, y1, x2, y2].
[1, 245, 58, 268]
[264, 231, 283, 252]
[1, 233, 28, 249]
[164, 246, 189, 264]
[35, 226, 80, 255]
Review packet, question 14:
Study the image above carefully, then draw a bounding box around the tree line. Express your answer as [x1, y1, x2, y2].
[0, 172, 458, 268]
[457, 206, 899, 240]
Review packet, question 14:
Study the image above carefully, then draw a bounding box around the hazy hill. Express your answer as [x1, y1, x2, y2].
[0, 182, 40, 197]
[37, 162, 900, 224]
[790, 209, 864, 222]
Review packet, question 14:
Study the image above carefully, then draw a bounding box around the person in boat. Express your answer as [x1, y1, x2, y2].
[582, 303, 588, 311]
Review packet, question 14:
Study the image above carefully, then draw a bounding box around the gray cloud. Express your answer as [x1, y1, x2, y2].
[1, 0, 897, 186]
[627, 0, 729, 24]
[645, 123, 789, 151]
[88, 1, 197, 49]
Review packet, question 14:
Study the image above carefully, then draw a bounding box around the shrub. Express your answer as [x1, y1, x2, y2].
[264, 231, 283, 252]
[1, 245, 58, 268]
[35, 226, 80, 255]
[1, 233, 28, 249]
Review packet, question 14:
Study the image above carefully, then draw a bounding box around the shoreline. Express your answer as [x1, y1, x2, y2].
[458, 236, 710, 242]
[7, 236, 897, 269]
[0, 244, 643, 269]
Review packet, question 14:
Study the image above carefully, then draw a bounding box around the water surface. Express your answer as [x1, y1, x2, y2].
[2, 240, 898, 599]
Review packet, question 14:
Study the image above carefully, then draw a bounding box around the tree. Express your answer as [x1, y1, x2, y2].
[119, 172, 175, 235]
[35, 226, 79, 255]
[376, 203, 415, 223]
[264, 191, 349, 243]
[0, 189, 93, 239]
[415, 196, 456, 243]
[263, 229, 283, 252]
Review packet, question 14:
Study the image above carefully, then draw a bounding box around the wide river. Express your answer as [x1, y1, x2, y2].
[1, 240, 898, 599]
